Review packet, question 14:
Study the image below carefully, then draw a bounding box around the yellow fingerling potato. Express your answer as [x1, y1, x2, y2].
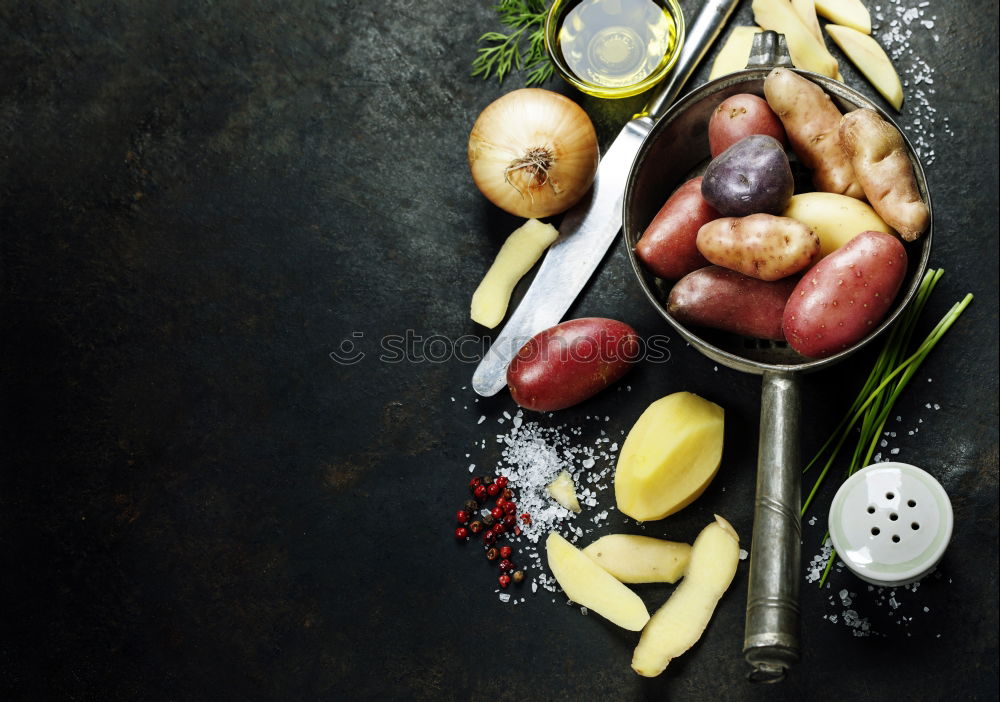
[546, 532, 650, 631]
[632, 516, 741, 677]
[783, 192, 893, 257]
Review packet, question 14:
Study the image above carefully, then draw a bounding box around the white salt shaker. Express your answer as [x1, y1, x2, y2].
[828, 462, 953, 587]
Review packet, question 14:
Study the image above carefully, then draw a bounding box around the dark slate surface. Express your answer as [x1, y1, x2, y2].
[1, 1, 997, 700]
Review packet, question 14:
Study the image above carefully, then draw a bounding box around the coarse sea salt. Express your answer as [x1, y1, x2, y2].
[463, 405, 624, 599]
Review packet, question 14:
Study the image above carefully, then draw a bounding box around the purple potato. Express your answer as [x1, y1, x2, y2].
[701, 134, 794, 217]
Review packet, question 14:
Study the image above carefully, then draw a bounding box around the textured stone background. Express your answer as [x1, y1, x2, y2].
[1, 1, 996, 700]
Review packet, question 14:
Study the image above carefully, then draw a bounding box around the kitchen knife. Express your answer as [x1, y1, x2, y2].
[472, 0, 742, 397]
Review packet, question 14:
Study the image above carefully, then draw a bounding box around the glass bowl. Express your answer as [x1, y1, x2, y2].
[544, 0, 685, 99]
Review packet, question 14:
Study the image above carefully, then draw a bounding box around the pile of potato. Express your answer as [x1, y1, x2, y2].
[636, 68, 929, 359]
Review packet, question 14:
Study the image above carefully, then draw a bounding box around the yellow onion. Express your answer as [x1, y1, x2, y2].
[468, 88, 599, 219]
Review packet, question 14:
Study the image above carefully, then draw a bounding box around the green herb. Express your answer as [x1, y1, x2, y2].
[472, 0, 555, 85]
[800, 268, 972, 587]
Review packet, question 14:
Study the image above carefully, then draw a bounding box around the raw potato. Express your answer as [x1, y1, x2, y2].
[709, 27, 761, 80]
[632, 515, 741, 677]
[635, 177, 717, 280]
[752, 0, 840, 78]
[547, 470, 581, 513]
[815, 0, 872, 34]
[701, 135, 793, 217]
[696, 214, 819, 281]
[708, 94, 787, 158]
[826, 24, 903, 110]
[791, 0, 823, 44]
[668, 266, 798, 341]
[783, 191, 892, 257]
[615, 392, 724, 521]
[507, 317, 640, 411]
[546, 532, 650, 631]
[840, 109, 929, 241]
[470, 219, 558, 328]
[583, 534, 691, 584]
[783, 230, 908, 358]
[763, 68, 864, 198]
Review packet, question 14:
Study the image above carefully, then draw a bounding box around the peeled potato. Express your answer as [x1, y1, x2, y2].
[614, 392, 725, 521]
[546, 532, 650, 631]
[632, 515, 741, 677]
[470, 219, 558, 328]
[583, 534, 691, 584]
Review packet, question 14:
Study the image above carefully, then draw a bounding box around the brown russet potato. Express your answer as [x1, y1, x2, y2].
[763, 67, 864, 199]
[696, 213, 820, 281]
[507, 318, 640, 411]
[635, 177, 718, 280]
[783, 230, 907, 358]
[839, 108, 929, 241]
[668, 266, 798, 341]
[708, 93, 787, 158]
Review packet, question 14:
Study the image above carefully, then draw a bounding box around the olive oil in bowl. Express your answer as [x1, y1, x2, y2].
[546, 0, 684, 98]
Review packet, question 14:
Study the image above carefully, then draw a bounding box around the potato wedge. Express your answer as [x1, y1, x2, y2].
[752, 0, 840, 78]
[826, 24, 904, 110]
[546, 532, 650, 631]
[632, 516, 741, 677]
[583, 534, 691, 584]
[709, 26, 761, 80]
[815, 0, 872, 34]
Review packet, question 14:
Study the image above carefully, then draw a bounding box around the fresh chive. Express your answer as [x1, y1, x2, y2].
[796, 269, 972, 588]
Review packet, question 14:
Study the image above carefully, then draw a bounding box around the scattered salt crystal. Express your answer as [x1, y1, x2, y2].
[890, 448, 900, 455]
[478, 415, 486, 424]
[468, 463, 476, 472]
[739, 549, 749, 561]
[499, 593, 510, 603]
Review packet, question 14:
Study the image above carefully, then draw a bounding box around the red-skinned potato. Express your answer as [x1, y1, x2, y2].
[783, 230, 907, 358]
[507, 318, 640, 411]
[668, 266, 797, 341]
[635, 177, 719, 280]
[708, 93, 787, 158]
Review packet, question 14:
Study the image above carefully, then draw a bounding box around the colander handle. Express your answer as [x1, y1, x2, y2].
[744, 372, 802, 682]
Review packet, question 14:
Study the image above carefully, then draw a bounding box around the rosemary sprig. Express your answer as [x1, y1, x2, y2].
[799, 268, 972, 588]
[473, 0, 555, 85]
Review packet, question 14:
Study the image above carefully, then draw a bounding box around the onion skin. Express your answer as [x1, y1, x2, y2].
[468, 89, 599, 219]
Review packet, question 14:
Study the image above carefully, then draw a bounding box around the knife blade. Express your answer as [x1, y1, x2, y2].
[472, 0, 742, 397]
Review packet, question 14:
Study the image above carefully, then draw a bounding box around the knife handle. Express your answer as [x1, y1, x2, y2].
[643, 0, 742, 119]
